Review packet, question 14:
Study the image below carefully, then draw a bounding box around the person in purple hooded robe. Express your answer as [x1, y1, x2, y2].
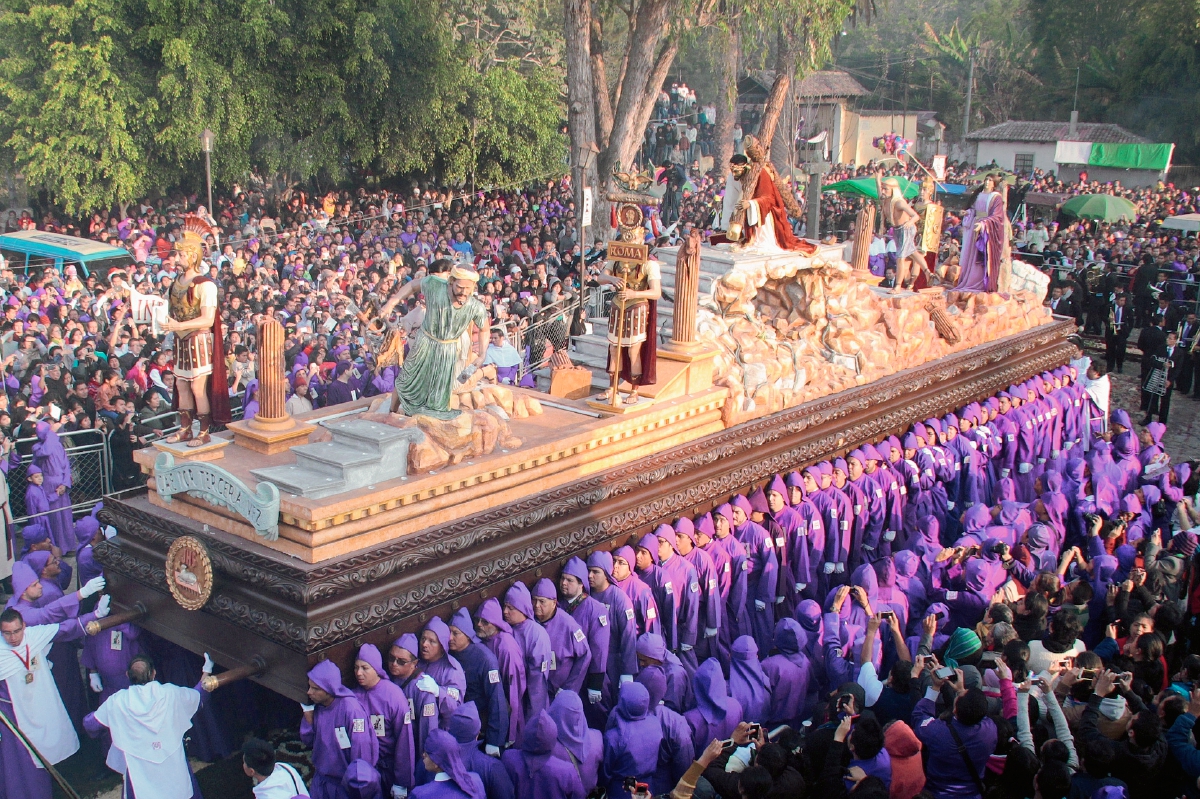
[243, 379, 261, 421]
[957, 505, 994, 547]
[300, 660, 379, 799]
[82, 620, 140, 705]
[907, 433, 944, 540]
[74, 507, 105, 588]
[1013, 394, 1040, 502]
[761, 475, 802, 616]
[906, 603, 952, 657]
[558, 558, 609, 711]
[418, 618, 466, 723]
[649, 525, 699, 671]
[388, 634, 441, 762]
[632, 532, 675, 649]
[446, 608, 507, 754]
[761, 618, 810, 727]
[728, 635, 770, 723]
[548, 689, 603, 794]
[672, 518, 721, 664]
[501, 710, 585, 799]
[503, 582, 553, 723]
[841, 452, 878, 569]
[353, 644, 415, 797]
[633, 666, 694, 795]
[444, 702, 514, 799]
[824, 567, 884, 675]
[931, 559, 992, 631]
[611, 545, 661, 637]
[530, 578, 591, 696]
[682, 657, 742, 754]
[23, 465, 56, 545]
[892, 551, 929, 635]
[584, 551, 638, 709]
[873, 557, 911, 632]
[910, 514, 948, 589]
[324, 361, 360, 407]
[730, 494, 778, 653]
[708, 505, 751, 648]
[602, 681, 662, 799]
[784, 472, 824, 602]
[473, 598, 525, 748]
[412, 729, 485, 799]
[342, 759, 382, 799]
[634, 632, 692, 713]
[32, 421, 74, 554]
[1139, 421, 1168, 471]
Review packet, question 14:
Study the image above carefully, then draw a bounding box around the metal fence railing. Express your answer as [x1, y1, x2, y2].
[9, 430, 110, 523]
[514, 295, 582, 384]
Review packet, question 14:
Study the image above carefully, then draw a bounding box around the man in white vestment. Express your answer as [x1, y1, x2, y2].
[84, 652, 219, 799]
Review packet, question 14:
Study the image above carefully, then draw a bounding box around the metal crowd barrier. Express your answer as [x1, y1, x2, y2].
[8, 429, 110, 523]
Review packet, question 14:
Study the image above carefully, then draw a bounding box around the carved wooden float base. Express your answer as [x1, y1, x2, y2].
[97, 320, 1075, 700]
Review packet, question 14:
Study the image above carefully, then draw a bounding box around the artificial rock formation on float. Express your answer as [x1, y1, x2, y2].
[362, 364, 543, 472]
[696, 251, 1052, 426]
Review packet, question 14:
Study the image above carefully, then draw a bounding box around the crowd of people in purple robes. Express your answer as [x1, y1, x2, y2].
[242, 357, 1200, 799]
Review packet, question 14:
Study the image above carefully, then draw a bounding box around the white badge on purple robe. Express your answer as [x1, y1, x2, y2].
[423, 703, 435, 717]
[573, 628, 586, 643]
[352, 718, 366, 734]
[488, 669, 500, 684]
[335, 726, 352, 749]
[598, 614, 607, 627]
[111, 630, 123, 651]
[664, 581, 673, 594]
[626, 608, 635, 621]
[371, 714, 386, 737]
[690, 581, 699, 593]
[447, 687, 460, 701]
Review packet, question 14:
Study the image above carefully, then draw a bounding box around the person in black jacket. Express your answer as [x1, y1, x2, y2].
[1106, 294, 1132, 374]
[1138, 317, 1167, 412]
[1078, 670, 1167, 799]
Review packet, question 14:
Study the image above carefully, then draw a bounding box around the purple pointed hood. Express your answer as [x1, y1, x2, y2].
[477, 597, 513, 635]
[504, 581, 535, 620]
[548, 690, 589, 763]
[308, 659, 355, 699]
[692, 658, 733, 726]
[426, 729, 486, 799]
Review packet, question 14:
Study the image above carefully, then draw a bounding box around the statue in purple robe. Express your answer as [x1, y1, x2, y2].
[953, 173, 1011, 294]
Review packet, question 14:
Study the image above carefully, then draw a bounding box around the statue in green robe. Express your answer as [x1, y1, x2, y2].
[379, 264, 489, 419]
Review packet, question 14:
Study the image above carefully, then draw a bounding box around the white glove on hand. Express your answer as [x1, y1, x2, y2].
[416, 674, 440, 696]
[1018, 463, 1032, 474]
[80, 575, 106, 598]
[587, 689, 603, 705]
[203, 653, 215, 673]
[301, 703, 316, 713]
[823, 562, 836, 574]
[681, 643, 693, 652]
[883, 531, 896, 542]
[89, 673, 103, 693]
[794, 584, 806, 593]
[95, 594, 111, 618]
[946, 501, 955, 511]
[774, 596, 785, 605]
[754, 600, 766, 611]
[705, 627, 718, 638]
[836, 562, 845, 573]
[1000, 469, 1011, 478]
[485, 744, 501, 757]
[390, 786, 408, 799]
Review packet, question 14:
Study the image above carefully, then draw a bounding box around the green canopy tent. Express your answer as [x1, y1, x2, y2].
[1060, 194, 1138, 222]
[822, 176, 920, 200]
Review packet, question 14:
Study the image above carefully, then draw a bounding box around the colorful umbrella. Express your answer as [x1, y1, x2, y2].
[822, 176, 920, 200]
[1060, 194, 1138, 222]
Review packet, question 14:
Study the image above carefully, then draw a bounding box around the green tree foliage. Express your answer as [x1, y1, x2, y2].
[0, 0, 566, 213]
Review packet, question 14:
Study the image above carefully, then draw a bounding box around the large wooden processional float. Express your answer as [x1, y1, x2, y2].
[95, 232, 1068, 700]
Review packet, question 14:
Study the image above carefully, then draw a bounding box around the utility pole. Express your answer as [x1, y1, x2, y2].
[962, 48, 977, 141]
[1073, 66, 1080, 112]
